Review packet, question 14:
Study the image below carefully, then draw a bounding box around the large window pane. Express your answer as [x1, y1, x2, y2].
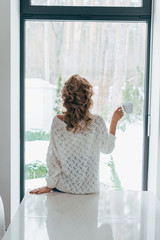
[31, 0, 142, 7]
[25, 21, 146, 192]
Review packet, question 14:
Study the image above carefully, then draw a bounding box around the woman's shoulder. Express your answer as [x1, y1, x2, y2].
[51, 113, 103, 129]
[91, 114, 107, 130]
[50, 115, 65, 129]
[91, 113, 103, 122]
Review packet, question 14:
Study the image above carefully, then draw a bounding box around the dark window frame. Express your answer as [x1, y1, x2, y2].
[20, 0, 152, 201]
[21, 0, 152, 18]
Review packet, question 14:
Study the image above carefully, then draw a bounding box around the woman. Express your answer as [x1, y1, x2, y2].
[30, 74, 124, 195]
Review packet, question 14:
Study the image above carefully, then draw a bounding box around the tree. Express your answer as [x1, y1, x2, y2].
[53, 75, 63, 114]
[119, 67, 144, 131]
[107, 155, 123, 190]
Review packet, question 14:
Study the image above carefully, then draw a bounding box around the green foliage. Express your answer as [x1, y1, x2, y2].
[26, 130, 50, 141]
[25, 160, 48, 180]
[53, 75, 63, 114]
[101, 102, 111, 121]
[119, 67, 144, 131]
[107, 155, 123, 190]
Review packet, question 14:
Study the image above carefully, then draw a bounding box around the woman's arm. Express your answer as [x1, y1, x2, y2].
[45, 137, 61, 188]
[109, 120, 118, 136]
[99, 106, 123, 154]
[109, 106, 124, 136]
[30, 118, 61, 194]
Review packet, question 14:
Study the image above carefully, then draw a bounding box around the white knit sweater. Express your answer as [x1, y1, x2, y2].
[45, 113, 116, 194]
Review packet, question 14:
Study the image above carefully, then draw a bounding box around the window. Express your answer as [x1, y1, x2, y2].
[20, 0, 152, 200]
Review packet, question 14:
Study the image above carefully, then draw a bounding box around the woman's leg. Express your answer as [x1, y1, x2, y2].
[52, 187, 64, 193]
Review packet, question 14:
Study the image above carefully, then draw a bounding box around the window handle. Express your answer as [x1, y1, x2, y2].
[147, 114, 151, 137]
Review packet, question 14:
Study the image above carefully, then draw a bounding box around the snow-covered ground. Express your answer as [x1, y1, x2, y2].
[25, 125, 143, 192]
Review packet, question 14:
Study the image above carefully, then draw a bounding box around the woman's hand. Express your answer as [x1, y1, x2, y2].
[112, 106, 124, 123]
[109, 106, 124, 136]
[29, 186, 53, 195]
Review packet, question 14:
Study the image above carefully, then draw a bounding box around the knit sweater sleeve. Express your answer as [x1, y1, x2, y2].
[45, 119, 62, 188]
[98, 115, 116, 154]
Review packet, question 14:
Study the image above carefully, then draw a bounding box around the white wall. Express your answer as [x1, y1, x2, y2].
[10, 0, 20, 226]
[0, 0, 20, 228]
[148, 0, 160, 199]
[0, 0, 11, 229]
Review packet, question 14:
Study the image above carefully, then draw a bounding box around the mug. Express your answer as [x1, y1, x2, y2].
[122, 102, 133, 114]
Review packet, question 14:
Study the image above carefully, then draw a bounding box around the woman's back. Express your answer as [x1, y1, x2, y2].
[45, 113, 116, 194]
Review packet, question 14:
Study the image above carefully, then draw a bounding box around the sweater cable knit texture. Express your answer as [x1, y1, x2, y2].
[45, 113, 116, 194]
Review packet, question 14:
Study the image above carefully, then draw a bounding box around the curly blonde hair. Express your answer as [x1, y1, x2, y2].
[61, 74, 94, 134]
